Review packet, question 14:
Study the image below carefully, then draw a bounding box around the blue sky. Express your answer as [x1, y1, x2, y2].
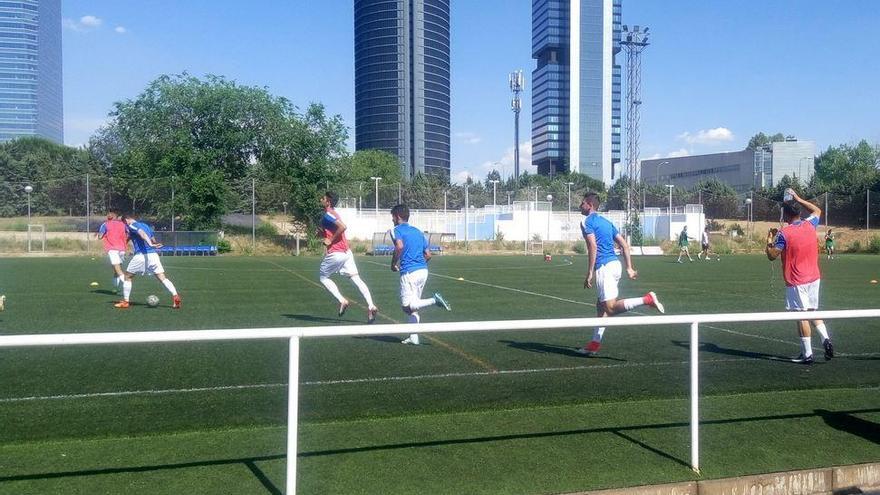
[62, 1, 880, 183]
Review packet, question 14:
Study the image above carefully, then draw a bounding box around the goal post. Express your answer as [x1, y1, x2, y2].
[26, 224, 45, 253]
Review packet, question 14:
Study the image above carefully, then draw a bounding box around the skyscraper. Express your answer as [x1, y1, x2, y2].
[354, 0, 450, 179]
[0, 0, 63, 143]
[531, 0, 620, 183]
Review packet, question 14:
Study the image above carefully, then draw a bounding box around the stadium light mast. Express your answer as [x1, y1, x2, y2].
[665, 184, 674, 241]
[509, 70, 524, 179]
[621, 25, 650, 238]
[488, 180, 499, 210]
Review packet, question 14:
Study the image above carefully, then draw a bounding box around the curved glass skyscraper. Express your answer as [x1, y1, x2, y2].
[355, 0, 450, 179]
[0, 0, 62, 143]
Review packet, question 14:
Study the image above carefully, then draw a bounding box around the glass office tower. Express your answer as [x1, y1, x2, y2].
[0, 0, 62, 143]
[532, 0, 620, 183]
[355, 0, 450, 179]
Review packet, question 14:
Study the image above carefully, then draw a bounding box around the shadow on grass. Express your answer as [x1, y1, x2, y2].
[298, 407, 880, 465]
[671, 340, 792, 362]
[354, 335, 414, 344]
[0, 454, 286, 494]
[92, 289, 118, 296]
[816, 409, 880, 444]
[283, 314, 352, 324]
[498, 340, 626, 361]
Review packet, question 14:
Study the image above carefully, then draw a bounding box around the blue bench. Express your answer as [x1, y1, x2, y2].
[158, 245, 218, 256]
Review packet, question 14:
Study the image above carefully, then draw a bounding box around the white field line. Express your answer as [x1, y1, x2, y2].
[0, 356, 773, 404]
[3, 352, 878, 404]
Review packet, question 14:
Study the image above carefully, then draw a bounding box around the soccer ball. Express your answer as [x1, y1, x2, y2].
[146, 295, 160, 307]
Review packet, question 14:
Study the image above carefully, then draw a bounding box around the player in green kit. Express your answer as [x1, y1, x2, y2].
[676, 226, 694, 263]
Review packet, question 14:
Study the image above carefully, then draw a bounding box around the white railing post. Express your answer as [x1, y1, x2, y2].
[690, 321, 700, 474]
[286, 336, 300, 494]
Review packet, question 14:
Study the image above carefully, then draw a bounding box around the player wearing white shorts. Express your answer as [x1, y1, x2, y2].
[766, 190, 833, 364]
[390, 204, 450, 345]
[318, 191, 378, 323]
[579, 193, 665, 356]
[114, 215, 181, 309]
[97, 211, 129, 292]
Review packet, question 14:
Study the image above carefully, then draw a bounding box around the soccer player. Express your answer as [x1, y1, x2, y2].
[97, 211, 128, 293]
[824, 229, 835, 260]
[676, 226, 694, 263]
[765, 191, 833, 364]
[390, 204, 450, 345]
[579, 193, 664, 355]
[114, 215, 181, 309]
[697, 225, 715, 261]
[318, 191, 379, 323]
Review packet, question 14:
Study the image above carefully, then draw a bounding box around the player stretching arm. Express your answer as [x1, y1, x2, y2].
[765, 190, 833, 363]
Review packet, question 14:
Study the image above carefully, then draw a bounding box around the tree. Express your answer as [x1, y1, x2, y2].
[747, 132, 786, 150]
[90, 74, 348, 230]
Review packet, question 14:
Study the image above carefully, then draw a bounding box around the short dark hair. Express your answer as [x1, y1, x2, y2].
[391, 204, 410, 221]
[782, 201, 801, 220]
[583, 192, 600, 206]
[324, 191, 338, 207]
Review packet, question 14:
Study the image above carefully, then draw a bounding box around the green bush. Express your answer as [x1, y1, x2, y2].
[572, 243, 586, 254]
[846, 240, 862, 253]
[255, 222, 278, 237]
[868, 236, 880, 254]
[217, 238, 232, 254]
[726, 223, 745, 237]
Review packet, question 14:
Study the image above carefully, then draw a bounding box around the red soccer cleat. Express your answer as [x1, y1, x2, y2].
[114, 300, 130, 309]
[576, 340, 601, 356]
[172, 294, 181, 309]
[644, 291, 665, 314]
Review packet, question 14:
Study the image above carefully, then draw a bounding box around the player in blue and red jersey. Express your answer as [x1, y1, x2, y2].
[114, 215, 181, 309]
[766, 190, 833, 364]
[318, 191, 378, 323]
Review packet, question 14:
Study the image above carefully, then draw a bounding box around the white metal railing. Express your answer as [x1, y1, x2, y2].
[1, 308, 878, 494]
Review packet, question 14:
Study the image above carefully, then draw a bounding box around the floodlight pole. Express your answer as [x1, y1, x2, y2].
[282, 201, 288, 237]
[509, 70, 524, 178]
[24, 185, 32, 224]
[666, 184, 674, 241]
[252, 178, 256, 251]
[546, 194, 553, 241]
[867, 190, 871, 240]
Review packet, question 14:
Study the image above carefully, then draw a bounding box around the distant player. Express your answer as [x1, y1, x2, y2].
[97, 211, 128, 293]
[765, 190, 833, 364]
[390, 204, 450, 345]
[579, 193, 665, 355]
[318, 191, 379, 323]
[114, 215, 181, 309]
[824, 229, 835, 260]
[676, 226, 694, 263]
[697, 225, 715, 261]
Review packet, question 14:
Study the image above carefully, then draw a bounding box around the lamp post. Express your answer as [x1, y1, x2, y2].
[370, 176, 381, 231]
[282, 201, 288, 236]
[397, 182, 402, 204]
[23, 184, 33, 226]
[546, 194, 553, 241]
[656, 161, 669, 185]
[488, 179, 500, 240]
[665, 184, 674, 241]
[746, 194, 753, 240]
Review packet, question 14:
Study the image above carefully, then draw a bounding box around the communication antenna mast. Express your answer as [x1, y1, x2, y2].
[509, 70, 524, 179]
[620, 25, 650, 233]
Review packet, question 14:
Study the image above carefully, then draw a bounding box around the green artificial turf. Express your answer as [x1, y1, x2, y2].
[0, 254, 877, 493]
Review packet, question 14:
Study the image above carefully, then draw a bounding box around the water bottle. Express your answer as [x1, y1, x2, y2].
[784, 188, 794, 202]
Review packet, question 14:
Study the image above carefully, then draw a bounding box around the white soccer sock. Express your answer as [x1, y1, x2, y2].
[407, 333, 420, 344]
[410, 297, 436, 310]
[349, 275, 375, 308]
[408, 312, 420, 324]
[161, 278, 178, 296]
[592, 327, 606, 342]
[319, 276, 346, 304]
[801, 337, 813, 357]
[814, 323, 830, 341]
[123, 280, 132, 301]
[623, 297, 644, 311]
